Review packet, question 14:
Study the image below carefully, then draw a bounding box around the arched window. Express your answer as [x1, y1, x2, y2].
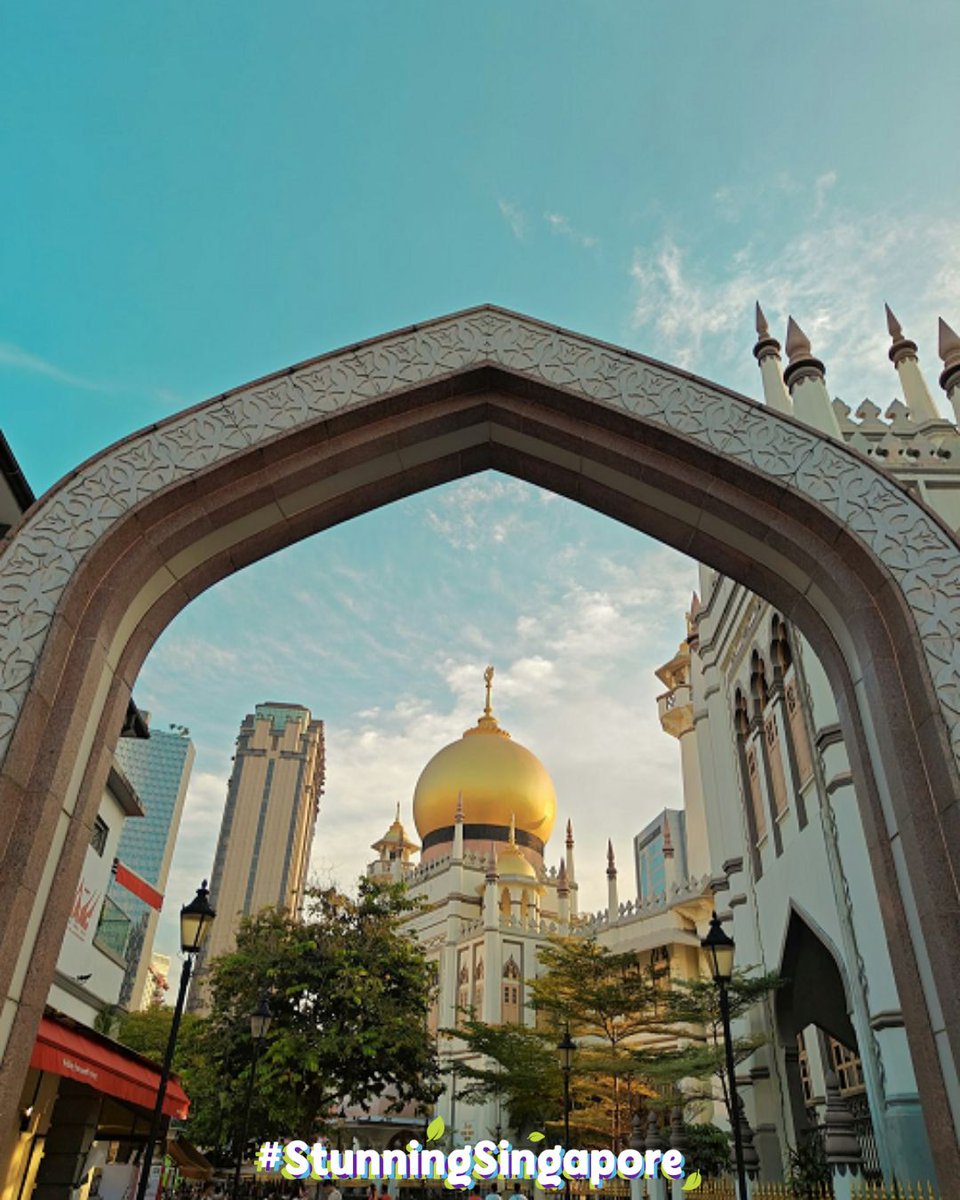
[750, 650, 770, 714]
[771, 615, 793, 679]
[735, 687, 766, 848]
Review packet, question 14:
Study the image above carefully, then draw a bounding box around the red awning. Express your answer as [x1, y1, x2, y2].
[112, 861, 164, 911]
[31, 1016, 189, 1119]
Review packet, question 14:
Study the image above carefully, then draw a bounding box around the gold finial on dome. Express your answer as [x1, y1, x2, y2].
[509, 813, 517, 845]
[466, 664, 510, 738]
[412, 662, 557, 851]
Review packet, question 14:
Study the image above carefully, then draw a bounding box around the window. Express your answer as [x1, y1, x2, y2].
[830, 1037, 865, 1094]
[90, 816, 109, 856]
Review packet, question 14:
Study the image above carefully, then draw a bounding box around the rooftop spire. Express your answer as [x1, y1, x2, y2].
[885, 304, 939, 422]
[509, 813, 517, 846]
[939, 317, 960, 395]
[483, 664, 495, 717]
[607, 839, 617, 877]
[785, 315, 813, 363]
[885, 303, 903, 341]
[566, 818, 574, 845]
[454, 791, 464, 823]
[752, 301, 791, 413]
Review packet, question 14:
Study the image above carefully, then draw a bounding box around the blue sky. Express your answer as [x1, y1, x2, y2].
[2, 2, 958, 960]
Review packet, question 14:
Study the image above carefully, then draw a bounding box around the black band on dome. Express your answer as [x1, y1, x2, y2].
[421, 823, 545, 856]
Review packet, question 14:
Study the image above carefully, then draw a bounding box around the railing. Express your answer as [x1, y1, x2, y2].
[696, 1180, 941, 1199]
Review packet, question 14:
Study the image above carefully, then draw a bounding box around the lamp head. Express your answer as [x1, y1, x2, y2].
[701, 910, 735, 983]
[556, 1027, 577, 1069]
[250, 995, 273, 1041]
[180, 880, 216, 954]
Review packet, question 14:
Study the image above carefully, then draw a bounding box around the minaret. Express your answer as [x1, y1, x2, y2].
[606, 840, 619, 923]
[753, 302, 792, 414]
[483, 847, 499, 928]
[939, 317, 960, 425]
[565, 819, 578, 916]
[783, 316, 841, 438]
[885, 304, 940, 423]
[452, 792, 465, 862]
[557, 857, 570, 931]
[482, 846, 502, 1022]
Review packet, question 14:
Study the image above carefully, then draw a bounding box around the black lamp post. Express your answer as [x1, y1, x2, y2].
[231, 996, 273, 1200]
[701, 911, 748, 1200]
[557, 1026, 576, 1200]
[135, 882, 216, 1200]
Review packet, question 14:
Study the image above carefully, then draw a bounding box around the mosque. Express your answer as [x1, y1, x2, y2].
[357, 665, 713, 1150]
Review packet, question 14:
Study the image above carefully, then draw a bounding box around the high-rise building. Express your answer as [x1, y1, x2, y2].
[633, 808, 686, 902]
[191, 702, 324, 1007]
[106, 719, 195, 1010]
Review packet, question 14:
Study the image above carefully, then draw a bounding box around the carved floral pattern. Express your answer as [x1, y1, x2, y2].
[2, 307, 960, 768]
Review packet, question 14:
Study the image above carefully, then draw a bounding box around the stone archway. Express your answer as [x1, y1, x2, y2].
[0, 306, 958, 1178]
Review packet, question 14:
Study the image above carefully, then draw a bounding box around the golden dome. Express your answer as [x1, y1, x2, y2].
[413, 666, 557, 846]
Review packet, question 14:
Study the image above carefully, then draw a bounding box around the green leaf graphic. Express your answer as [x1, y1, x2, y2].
[427, 1116, 446, 1142]
[527, 1132, 545, 1142]
[682, 1170, 702, 1192]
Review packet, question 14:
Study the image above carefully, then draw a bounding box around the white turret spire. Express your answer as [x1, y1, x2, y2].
[885, 304, 940, 423]
[938, 317, 960, 424]
[452, 791, 464, 861]
[752, 302, 792, 414]
[783, 316, 841, 438]
[606, 839, 619, 923]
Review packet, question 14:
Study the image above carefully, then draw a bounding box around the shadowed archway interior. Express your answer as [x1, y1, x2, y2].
[0, 307, 957, 1177]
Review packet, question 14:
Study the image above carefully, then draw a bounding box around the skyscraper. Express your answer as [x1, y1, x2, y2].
[191, 703, 324, 1008]
[107, 719, 195, 1009]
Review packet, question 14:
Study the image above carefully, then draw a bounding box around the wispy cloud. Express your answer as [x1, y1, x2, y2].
[141, 477, 699, 954]
[0, 341, 107, 392]
[629, 187, 960, 408]
[544, 211, 599, 250]
[497, 199, 527, 240]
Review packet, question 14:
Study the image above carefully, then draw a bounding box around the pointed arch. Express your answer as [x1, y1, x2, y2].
[0, 306, 956, 1175]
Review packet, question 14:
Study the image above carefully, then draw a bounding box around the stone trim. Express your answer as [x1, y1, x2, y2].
[869, 1010, 905, 1032]
[722, 856, 744, 876]
[825, 771, 855, 797]
[815, 723, 844, 752]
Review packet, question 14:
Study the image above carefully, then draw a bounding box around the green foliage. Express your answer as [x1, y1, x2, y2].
[449, 938, 783, 1154]
[115, 1005, 202, 1074]
[185, 877, 441, 1146]
[679, 1123, 729, 1179]
[786, 1130, 831, 1197]
[442, 1016, 562, 1138]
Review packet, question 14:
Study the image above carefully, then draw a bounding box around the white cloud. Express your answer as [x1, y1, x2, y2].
[544, 211, 599, 250]
[497, 199, 527, 240]
[629, 201, 960, 409]
[0, 341, 107, 392]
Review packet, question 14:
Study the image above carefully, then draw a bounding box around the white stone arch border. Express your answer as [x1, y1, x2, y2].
[0, 306, 957, 1177]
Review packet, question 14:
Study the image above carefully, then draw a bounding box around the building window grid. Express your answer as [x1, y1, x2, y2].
[829, 1036, 865, 1094]
[243, 758, 275, 916]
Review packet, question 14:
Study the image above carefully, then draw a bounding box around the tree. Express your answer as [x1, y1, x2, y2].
[527, 938, 667, 1151]
[638, 968, 784, 1124]
[187, 877, 441, 1148]
[450, 937, 782, 1153]
[444, 1017, 562, 1138]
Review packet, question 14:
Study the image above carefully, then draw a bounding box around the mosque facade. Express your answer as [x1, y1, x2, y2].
[362, 666, 714, 1150]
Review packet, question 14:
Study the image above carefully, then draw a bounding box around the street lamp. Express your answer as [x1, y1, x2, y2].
[701, 911, 747, 1200]
[557, 1026, 576, 1200]
[135, 882, 216, 1200]
[232, 996, 273, 1200]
